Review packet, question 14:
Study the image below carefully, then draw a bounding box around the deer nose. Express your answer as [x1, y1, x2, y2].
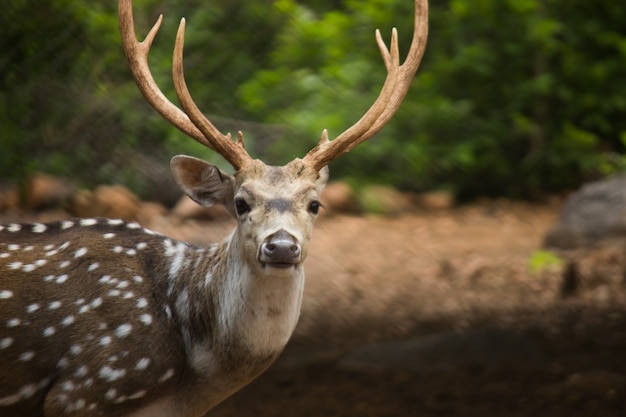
[259, 229, 301, 267]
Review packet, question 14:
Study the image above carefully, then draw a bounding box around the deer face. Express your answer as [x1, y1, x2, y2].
[171, 156, 328, 270]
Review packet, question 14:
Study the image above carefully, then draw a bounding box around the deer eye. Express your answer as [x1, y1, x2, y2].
[234, 198, 251, 216]
[308, 200, 322, 215]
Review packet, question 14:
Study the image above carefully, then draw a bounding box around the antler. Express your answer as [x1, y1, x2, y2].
[302, 0, 429, 171]
[118, 0, 252, 170]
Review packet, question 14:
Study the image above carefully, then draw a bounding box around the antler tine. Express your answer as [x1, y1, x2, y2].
[303, 0, 429, 171]
[118, 0, 252, 170]
[173, 18, 252, 170]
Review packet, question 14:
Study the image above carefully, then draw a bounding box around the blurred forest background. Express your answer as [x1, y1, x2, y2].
[1, 0, 625, 204]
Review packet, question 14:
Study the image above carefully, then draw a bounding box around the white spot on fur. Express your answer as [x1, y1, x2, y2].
[61, 220, 75, 229]
[26, 303, 40, 313]
[74, 366, 88, 377]
[88, 262, 100, 271]
[90, 297, 103, 308]
[105, 388, 117, 400]
[126, 222, 141, 229]
[158, 369, 175, 384]
[8, 262, 23, 270]
[7, 224, 21, 232]
[0, 290, 13, 299]
[98, 366, 126, 382]
[107, 219, 124, 226]
[43, 326, 56, 337]
[139, 314, 153, 326]
[56, 275, 69, 284]
[136, 298, 148, 308]
[127, 390, 147, 400]
[62, 315, 75, 326]
[74, 247, 88, 258]
[114, 324, 132, 338]
[136, 242, 148, 250]
[70, 344, 83, 356]
[0, 337, 13, 349]
[135, 358, 151, 370]
[32, 223, 47, 233]
[59, 260, 71, 268]
[61, 381, 76, 391]
[19, 351, 35, 362]
[6, 318, 21, 327]
[8, 244, 20, 251]
[48, 301, 62, 310]
[0, 376, 51, 406]
[103, 233, 116, 239]
[100, 336, 112, 346]
[80, 218, 98, 226]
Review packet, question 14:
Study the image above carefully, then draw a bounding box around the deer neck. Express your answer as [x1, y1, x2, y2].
[218, 230, 305, 352]
[166, 230, 305, 379]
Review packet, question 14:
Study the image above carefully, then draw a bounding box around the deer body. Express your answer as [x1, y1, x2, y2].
[1, 0, 427, 415]
[0, 160, 325, 417]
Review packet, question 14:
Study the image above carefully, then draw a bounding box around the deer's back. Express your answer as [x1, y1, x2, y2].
[0, 219, 196, 416]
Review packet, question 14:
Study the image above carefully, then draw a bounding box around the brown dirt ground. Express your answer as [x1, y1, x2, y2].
[189, 200, 626, 417]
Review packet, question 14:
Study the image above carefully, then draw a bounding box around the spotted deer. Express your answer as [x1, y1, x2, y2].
[0, 0, 427, 416]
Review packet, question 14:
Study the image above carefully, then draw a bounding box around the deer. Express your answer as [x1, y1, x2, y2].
[0, 0, 428, 416]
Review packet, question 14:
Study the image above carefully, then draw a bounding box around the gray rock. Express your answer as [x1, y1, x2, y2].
[545, 175, 626, 249]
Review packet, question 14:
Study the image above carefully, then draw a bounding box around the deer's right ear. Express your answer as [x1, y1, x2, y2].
[171, 155, 236, 211]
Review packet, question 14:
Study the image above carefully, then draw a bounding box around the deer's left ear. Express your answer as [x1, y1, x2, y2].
[171, 155, 236, 211]
[316, 166, 329, 191]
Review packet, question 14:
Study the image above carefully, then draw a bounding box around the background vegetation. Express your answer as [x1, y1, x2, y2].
[1, 0, 625, 202]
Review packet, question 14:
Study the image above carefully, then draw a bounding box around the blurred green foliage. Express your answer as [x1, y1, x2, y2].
[528, 249, 563, 274]
[1, 0, 625, 201]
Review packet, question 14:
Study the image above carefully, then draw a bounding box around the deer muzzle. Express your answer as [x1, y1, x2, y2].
[259, 229, 302, 268]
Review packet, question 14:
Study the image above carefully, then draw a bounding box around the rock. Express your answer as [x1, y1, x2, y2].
[0, 181, 19, 211]
[69, 185, 142, 221]
[26, 173, 76, 210]
[416, 190, 455, 210]
[544, 175, 626, 249]
[320, 181, 359, 214]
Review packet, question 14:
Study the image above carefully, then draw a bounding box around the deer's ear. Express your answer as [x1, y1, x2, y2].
[316, 166, 329, 191]
[171, 155, 235, 210]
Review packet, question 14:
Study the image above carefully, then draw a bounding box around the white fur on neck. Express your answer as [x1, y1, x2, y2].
[189, 234, 305, 375]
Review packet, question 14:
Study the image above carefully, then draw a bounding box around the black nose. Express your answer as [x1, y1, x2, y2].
[260, 229, 301, 267]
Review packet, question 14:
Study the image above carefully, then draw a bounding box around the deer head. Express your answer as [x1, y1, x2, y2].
[118, 0, 428, 274]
